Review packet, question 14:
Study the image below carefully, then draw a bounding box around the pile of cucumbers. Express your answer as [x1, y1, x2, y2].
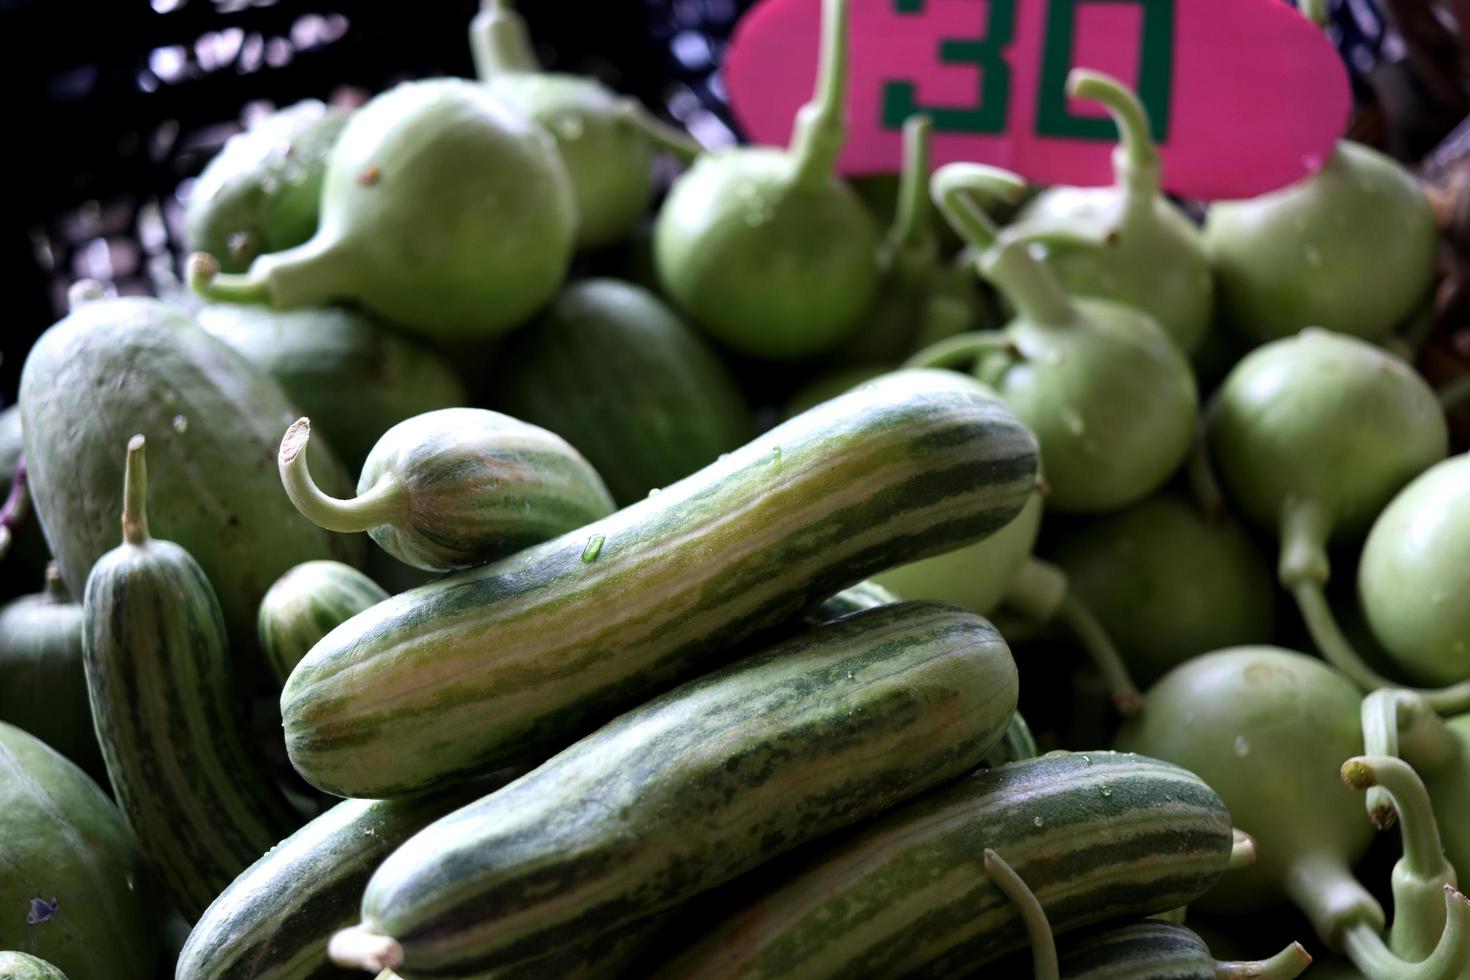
[4, 1, 1470, 978]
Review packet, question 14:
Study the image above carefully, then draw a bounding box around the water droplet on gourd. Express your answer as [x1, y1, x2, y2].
[581, 534, 605, 563]
[1080, 755, 1092, 766]
[846, 671, 854, 680]
[171, 414, 188, 434]
[647, 487, 662, 497]
[1233, 735, 1250, 757]
[1033, 815, 1044, 827]
[1099, 781, 1113, 798]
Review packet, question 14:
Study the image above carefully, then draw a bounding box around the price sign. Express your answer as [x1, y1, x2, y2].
[724, 0, 1351, 199]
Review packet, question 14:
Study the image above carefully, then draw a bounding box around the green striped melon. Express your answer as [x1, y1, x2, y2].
[257, 561, 388, 687]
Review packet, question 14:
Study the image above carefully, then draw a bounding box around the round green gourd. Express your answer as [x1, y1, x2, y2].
[495, 278, 754, 506]
[257, 561, 388, 687]
[782, 365, 889, 420]
[1358, 455, 1470, 687]
[1205, 141, 1438, 345]
[184, 100, 349, 274]
[653, 0, 879, 360]
[195, 302, 467, 474]
[18, 295, 362, 670]
[910, 164, 1198, 513]
[1010, 71, 1214, 354]
[0, 720, 159, 980]
[1046, 492, 1276, 684]
[470, 0, 700, 250]
[0, 566, 100, 776]
[190, 77, 576, 343]
[279, 408, 615, 572]
[0, 952, 69, 979]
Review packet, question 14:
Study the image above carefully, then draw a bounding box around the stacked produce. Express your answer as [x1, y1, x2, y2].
[5, 0, 1470, 978]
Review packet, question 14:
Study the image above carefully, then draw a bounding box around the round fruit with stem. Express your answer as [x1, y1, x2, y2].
[653, 0, 879, 360]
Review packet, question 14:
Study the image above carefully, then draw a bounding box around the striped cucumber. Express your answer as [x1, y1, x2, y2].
[257, 561, 388, 686]
[280, 408, 616, 572]
[650, 752, 1235, 979]
[495, 278, 754, 506]
[0, 953, 69, 979]
[808, 580, 903, 622]
[283, 369, 1038, 798]
[1055, 921, 1312, 980]
[372, 917, 666, 980]
[0, 721, 159, 980]
[82, 436, 299, 921]
[329, 601, 1018, 975]
[174, 770, 519, 980]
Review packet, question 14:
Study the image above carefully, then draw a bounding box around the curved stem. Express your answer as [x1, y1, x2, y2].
[1276, 497, 1333, 590]
[616, 100, 703, 163]
[790, 0, 851, 186]
[1055, 592, 1143, 715]
[1230, 829, 1258, 870]
[1002, 557, 1070, 623]
[985, 848, 1059, 980]
[890, 114, 937, 254]
[1363, 690, 1415, 830]
[0, 453, 30, 561]
[931, 164, 1022, 253]
[1282, 850, 1385, 947]
[1341, 887, 1470, 980]
[278, 419, 407, 534]
[903, 331, 1019, 372]
[1066, 69, 1160, 212]
[1216, 943, 1313, 980]
[1437, 377, 1470, 414]
[328, 926, 404, 972]
[121, 435, 150, 546]
[469, 0, 539, 79]
[187, 252, 271, 305]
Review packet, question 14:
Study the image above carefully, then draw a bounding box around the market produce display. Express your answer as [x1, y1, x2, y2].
[4, 0, 1470, 978]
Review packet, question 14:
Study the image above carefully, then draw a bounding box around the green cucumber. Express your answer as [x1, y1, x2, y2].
[83, 437, 299, 921]
[495, 278, 754, 506]
[195, 302, 467, 474]
[280, 408, 616, 572]
[650, 751, 1235, 979]
[282, 368, 1038, 798]
[19, 295, 362, 672]
[257, 561, 389, 687]
[331, 601, 1019, 975]
[373, 916, 668, 980]
[0, 952, 69, 979]
[1055, 921, 1312, 980]
[0, 721, 159, 980]
[0, 566, 100, 776]
[175, 770, 518, 980]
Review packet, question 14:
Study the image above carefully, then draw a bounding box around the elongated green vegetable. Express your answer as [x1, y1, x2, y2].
[0, 952, 70, 980]
[1054, 921, 1311, 980]
[83, 437, 299, 921]
[331, 602, 1019, 975]
[282, 369, 1038, 798]
[257, 561, 388, 688]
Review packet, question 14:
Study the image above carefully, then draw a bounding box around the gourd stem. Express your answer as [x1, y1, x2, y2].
[1230, 829, 1258, 870]
[890, 115, 937, 254]
[278, 419, 407, 534]
[1362, 691, 1414, 829]
[42, 563, 70, 603]
[121, 435, 150, 546]
[616, 100, 703, 163]
[1341, 887, 1470, 980]
[1283, 852, 1385, 954]
[904, 331, 1018, 372]
[1293, 582, 1470, 714]
[1300, 0, 1330, 28]
[984, 241, 1076, 326]
[984, 848, 1059, 980]
[0, 453, 30, 561]
[469, 0, 540, 79]
[187, 252, 271, 305]
[1054, 593, 1143, 715]
[1276, 498, 1332, 589]
[1216, 943, 1313, 980]
[1067, 69, 1161, 210]
[1437, 377, 1470, 413]
[790, 0, 851, 186]
[328, 926, 404, 972]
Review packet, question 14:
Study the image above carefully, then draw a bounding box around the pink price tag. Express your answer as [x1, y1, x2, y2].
[724, 0, 1352, 200]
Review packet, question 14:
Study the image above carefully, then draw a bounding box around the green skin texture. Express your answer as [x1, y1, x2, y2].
[200, 78, 577, 342]
[1207, 329, 1448, 540]
[655, 147, 880, 360]
[18, 297, 362, 672]
[782, 365, 889, 420]
[1113, 648, 1375, 937]
[496, 278, 754, 506]
[1205, 140, 1439, 345]
[195, 302, 467, 475]
[280, 370, 1038, 798]
[1358, 456, 1470, 686]
[354, 602, 1019, 975]
[0, 575, 102, 778]
[256, 560, 388, 688]
[185, 101, 349, 274]
[335, 408, 615, 572]
[1046, 493, 1276, 685]
[0, 952, 69, 979]
[0, 721, 159, 980]
[651, 752, 1233, 979]
[806, 579, 902, 623]
[1055, 920, 1237, 980]
[0, 407, 50, 580]
[486, 74, 655, 250]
